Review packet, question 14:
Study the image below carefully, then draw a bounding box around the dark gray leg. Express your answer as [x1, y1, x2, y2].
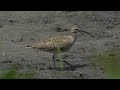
[53, 53, 57, 69]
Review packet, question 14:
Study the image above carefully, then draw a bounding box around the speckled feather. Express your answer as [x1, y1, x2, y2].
[31, 35, 76, 53]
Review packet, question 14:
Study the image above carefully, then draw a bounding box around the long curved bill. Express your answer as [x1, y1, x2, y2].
[78, 30, 94, 38]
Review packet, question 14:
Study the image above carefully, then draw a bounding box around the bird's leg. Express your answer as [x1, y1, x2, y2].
[53, 53, 73, 69]
[53, 53, 57, 69]
[55, 53, 73, 68]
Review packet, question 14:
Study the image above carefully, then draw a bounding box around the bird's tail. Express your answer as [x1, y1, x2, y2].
[25, 44, 38, 49]
[25, 45, 32, 48]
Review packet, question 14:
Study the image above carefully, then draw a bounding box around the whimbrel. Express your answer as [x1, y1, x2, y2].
[27, 26, 94, 69]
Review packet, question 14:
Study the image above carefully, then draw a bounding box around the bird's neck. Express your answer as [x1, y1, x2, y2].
[69, 32, 77, 41]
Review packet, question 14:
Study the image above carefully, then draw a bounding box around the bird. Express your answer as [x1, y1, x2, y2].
[26, 26, 94, 69]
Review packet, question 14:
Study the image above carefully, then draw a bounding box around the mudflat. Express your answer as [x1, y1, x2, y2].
[0, 11, 120, 79]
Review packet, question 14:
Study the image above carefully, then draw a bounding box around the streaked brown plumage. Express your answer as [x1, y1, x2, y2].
[31, 35, 76, 53]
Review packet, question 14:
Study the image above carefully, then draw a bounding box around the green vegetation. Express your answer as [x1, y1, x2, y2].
[0, 64, 36, 79]
[57, 47, 64, 69]
[93, 49, 120, 79]
[0, 69, 17, 79]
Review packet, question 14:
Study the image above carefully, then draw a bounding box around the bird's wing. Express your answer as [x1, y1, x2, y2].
[32, 36, 70, 49]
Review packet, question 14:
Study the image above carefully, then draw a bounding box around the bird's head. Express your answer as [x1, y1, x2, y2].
[71, 26, 94, 38]
[71, 27, 79, 33]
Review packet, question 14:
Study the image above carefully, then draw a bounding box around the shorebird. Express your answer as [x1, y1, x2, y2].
[26, 26, 94, 69]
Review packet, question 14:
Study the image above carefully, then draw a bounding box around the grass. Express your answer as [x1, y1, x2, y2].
[0, 64, 36, 79]
[57, 47, 64, 69]
[0, 69, 17, 79]
[0, 69, 36, 79]
[93, 48, 120, 79]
